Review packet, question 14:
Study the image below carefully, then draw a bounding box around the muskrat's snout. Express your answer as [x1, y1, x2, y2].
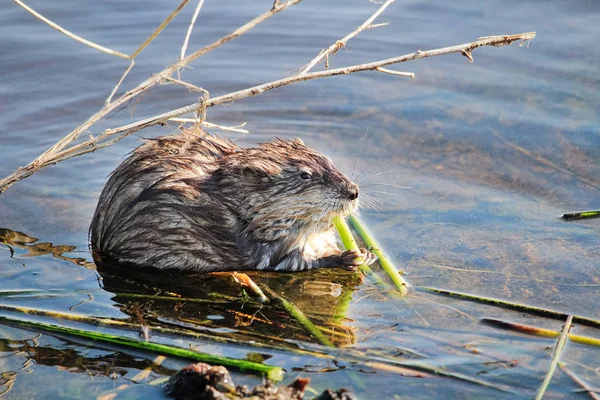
[347, 184, 359, 201]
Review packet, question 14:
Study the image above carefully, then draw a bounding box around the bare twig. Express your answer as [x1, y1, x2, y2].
[180, 0, 205, 60]
[66, 31, 535, 157]
[0, 2, 535, 196]
[163, 76, 207, 93]
[106, 60, 135, 105]
[170, 118, 249, 134]
[376, 67, 415, 78]
[13, 0, 130, 59]
[0, 31, 535, 187]
[534, 315, 573, 400]
[132, 0, 191, 59]
[297, 0, 395, 75]
[0, 0, 303, 194]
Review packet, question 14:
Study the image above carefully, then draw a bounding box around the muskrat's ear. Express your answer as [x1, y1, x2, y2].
[293, 138, 305, 146]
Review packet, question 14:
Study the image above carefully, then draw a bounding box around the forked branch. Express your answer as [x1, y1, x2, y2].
[0, 0, 534, 194]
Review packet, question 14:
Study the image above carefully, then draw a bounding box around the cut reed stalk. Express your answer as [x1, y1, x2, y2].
[348, 214, 409, 295]
[333, 215, 388, 287]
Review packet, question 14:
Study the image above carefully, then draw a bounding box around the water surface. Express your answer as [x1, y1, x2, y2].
[1, 0, 599, 398]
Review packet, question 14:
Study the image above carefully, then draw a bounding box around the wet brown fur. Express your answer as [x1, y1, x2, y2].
[90, 133, 370, 272]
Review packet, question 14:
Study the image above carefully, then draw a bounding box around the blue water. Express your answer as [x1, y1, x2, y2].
[1, 0, 599, 398]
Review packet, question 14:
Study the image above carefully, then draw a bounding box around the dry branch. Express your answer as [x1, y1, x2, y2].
[0, 0, 535, 195]
[0, 0, 303, 194]
[180, 0, 205, 60]
[13, 0, 129, 59]
[54, 31, 535, 160]
[297, 0, 396, 75]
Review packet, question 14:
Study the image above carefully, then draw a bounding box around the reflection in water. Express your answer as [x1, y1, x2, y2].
[95, 258, 361, 348]
[0, 228, 95, 269]
[1, 225, 361, 347]
[0, 335, 173, 397]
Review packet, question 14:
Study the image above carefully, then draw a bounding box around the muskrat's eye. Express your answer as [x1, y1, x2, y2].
[300, 172, 312, 180]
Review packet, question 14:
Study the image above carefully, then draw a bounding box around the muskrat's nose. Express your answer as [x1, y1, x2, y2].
[348, 187, 359, 201]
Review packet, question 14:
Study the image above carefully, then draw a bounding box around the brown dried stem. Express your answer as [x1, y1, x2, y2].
[52, 31, 535, 163]
[13, 0, 130, 59]
[0, 6, 535, 195]
[0, 0, 303, 194]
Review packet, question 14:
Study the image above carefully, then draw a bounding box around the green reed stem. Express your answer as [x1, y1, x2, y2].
[561, 210, 600, 221]
[0, 314, 284, 381]
[258, 284, 334, 347]
[348, 215, 409, 295]
[333, 215, 388, 288]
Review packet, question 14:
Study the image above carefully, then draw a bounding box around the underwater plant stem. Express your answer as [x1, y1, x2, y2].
[534, 315, 573, 400]
[258, 284, 334, 347]
[0, 314, 284, 381]
[348, 214, 409, 295]
[421, 287, 600, 329]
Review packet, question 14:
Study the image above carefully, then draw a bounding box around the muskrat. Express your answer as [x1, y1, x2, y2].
[90, 132, 375, 272]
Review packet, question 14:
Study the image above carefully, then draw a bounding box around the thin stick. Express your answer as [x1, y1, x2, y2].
[562, 210, 600, 221]
[131, 0, 191, 59]
[163, 76, 207, 93]
[0, 0, 303, 194]
[91, 32, 538, 142]
[106, 60, 135, 105]
[180, 0, 205, 60]
[297, 0, 396, 75]
[0, 30, 535, 193]
[376, 67, 415, 78]
[170, 118, 249, 134]
[13, 0, 130, 59]
[535, 315, 573, 400]
[349, 214, 410, 295]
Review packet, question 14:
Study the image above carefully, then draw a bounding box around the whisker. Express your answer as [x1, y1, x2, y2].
[350, 128, 370, 181]
[354, 163, 395, 186]
[361, 183, 411, 189]
[362, 189, 400, 197]
[353, 163, 373, 184]
[359, 198, 382, 211]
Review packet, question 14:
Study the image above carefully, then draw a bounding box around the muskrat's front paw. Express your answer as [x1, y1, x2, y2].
[339, 248, 377, 270]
